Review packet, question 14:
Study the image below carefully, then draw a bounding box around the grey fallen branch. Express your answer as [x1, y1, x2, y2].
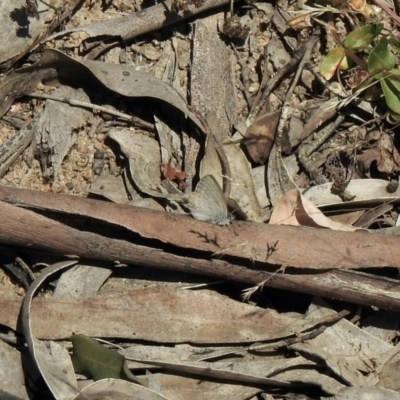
[27, 93, 154, 131]
[1, 186, 400, 310]
[43, 0, 235, 46]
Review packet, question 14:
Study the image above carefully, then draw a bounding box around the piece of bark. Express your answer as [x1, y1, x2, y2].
[1, 287, 324, 342]
[191, 14, 237, 136]
[0, 185, 397, 270]
[1, 188, 400, 310]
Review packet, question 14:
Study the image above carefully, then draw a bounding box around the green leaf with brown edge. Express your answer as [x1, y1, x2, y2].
[388, 108, 400, 121]
[320, 46, 348, 80]
[368, 37, 396, 76]
[356, 76, 380, 101]
[383, 68, 400, 84]
[381, 77, 400, 114]
[343, 23, 383, 51]
[389, 35, 400, 53]
[71, 334, 128, 381]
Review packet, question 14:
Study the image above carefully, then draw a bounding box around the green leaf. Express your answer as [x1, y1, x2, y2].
[71, 334, 127, 381]
[368, 37, 396, 75]
[388, 109, 400, 121]
[381, 78, 400, 114]
[343, 23, 383, 50]
[389, 35, 400, 53]
[383, 68, 400, 85]
[320, 47, 348, 80]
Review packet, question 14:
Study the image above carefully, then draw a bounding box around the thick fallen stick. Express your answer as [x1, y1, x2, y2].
[0, 185, 398, 269]
[0, 185, 400, 310]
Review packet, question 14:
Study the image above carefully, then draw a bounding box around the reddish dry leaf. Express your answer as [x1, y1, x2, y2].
[358, 133, 399, 177]
[269, 189, 362, 231]
[243, 111, 280, 164]
[357, 148, 381, 177]
[329, 210, 365, 226]
[162, 162, 187, 188]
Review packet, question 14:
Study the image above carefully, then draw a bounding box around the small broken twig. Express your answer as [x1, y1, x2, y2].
[27, 93, 154, 131]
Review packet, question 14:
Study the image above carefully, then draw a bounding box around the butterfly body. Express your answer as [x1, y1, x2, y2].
[188, 175, 230, 226]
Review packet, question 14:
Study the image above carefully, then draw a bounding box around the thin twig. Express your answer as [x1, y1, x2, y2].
[298, 114, 346, 185]
[246, 29, 320, 125]
[27, 93, 154, 130]
[275, 29, 321, 153]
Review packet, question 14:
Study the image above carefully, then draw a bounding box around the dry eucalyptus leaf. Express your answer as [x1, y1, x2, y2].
[108, 129, 160, 181]
[330, 210, 366, 227]
[0, 0, 47, 65]
[243, 111, 280, 164]
[324, 387, 400, 400]
[271, 366, 345, 395]
[377, 348, 400, 391]
[251, 165, 271, 210]
[126, 353, 343, 394]
[129, 358, 290, 387]
[54, 264, 112, 298]
[154, 114, 186, 189]
[364, 309, 400, 343]
[2, 49, 206, 134]
[123, 343, 238, 366]
[285, 115, 305, 150]
[266, 36, 291, 70]
[21, 260, 80, 400]
[76, 378, 170, 400]
[162, 44, 187, 101]
[302, 179, 400, 208]
[130, 197, 166, 211]
[0, 66, 58, 119]
[19, 287, 323, 343]
[0, 340, 29, 400]
[108, 128, 186, 203]
[291, 298, 392, 387]
[223, 142, 263, 222]
[30, 338, 78, 400]
[270, 189, 362, 231]
[267, 144, 298, 205]
[300, 99, 338, 141]
[77, 57, 205, 132]
[89, 174, 131, 204]
[31, 86, 91, 179]
[358, 133, 399, 177]
[146, 374, 260, 400]
[155, 120, 171, 168]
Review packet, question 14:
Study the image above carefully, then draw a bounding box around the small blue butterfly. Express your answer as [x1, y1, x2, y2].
[188, 175, 230, 226]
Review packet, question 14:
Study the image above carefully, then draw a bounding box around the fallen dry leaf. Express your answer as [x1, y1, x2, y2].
[3, 287, 323, 343]
[270, 189, 362, 231]
[243, 110, 281, 164]
[162, 162, 187, 188]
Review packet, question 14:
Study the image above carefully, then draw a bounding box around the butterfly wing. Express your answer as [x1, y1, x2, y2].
[189, 175, 230, 225]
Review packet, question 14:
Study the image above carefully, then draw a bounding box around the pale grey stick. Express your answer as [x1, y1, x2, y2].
[27, 93, 154, 130]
